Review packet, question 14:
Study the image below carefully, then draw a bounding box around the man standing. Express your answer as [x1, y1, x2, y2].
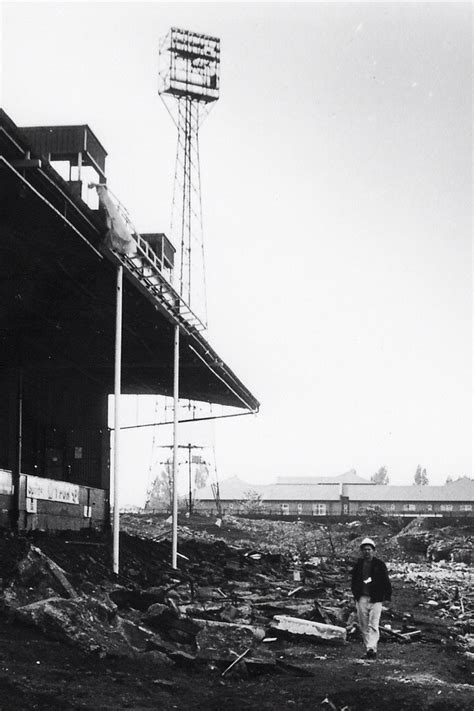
[351, 537, 392, 659]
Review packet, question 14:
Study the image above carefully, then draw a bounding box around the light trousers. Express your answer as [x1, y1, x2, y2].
[356, 596, 382, 652]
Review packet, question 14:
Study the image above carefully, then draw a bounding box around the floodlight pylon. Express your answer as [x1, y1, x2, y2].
[159, 27, 220, 325]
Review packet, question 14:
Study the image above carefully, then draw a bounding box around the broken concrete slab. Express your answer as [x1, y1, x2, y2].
[195, 618, 265, 640]
[13, 595, 136, 657]
[182, 600, 252, 625]
[142, 602, 179, 628]
[269, 615, 347, 645]
[29, 546, 78, 598]
[2, 581, 56, 611]
[252, 600, 317, 617]
[195, 620, 265, 662]
[180, 603, 223, 618]
[109, 584, 180, 611]
[193, 586, 227, 602]
[4, 545, 78, 608]
[317, 604, 348, 626]
[109, 585, 148, 610]
[116, 617, 159, 652]
[142, 603, 201, 646]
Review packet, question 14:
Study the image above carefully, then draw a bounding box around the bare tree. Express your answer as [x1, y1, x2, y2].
[145, 464, 172, 511]
[194, 462, 209, 489]
[414, 465, 429, 485]
[371, 466, 389, 485]
[240, 489, 264, 514]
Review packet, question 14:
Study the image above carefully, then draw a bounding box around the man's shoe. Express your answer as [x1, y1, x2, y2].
[366, 649, 377, 659]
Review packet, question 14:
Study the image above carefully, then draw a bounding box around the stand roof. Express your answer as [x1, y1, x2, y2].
[0, 109, 259, 411]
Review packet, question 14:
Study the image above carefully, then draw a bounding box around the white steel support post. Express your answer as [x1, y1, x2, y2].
[77, 151, 82, 182]
[113, 265, 123, 575]
[171, 323, 180, 569]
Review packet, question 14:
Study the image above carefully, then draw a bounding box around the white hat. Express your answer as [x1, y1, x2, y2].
[360, 537, 375, 549]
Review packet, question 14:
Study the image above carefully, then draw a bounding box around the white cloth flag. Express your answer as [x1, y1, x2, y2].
[96, 185, 137, 256]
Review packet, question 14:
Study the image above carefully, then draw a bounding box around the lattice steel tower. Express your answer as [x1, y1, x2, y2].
[159, 27, 220, 324]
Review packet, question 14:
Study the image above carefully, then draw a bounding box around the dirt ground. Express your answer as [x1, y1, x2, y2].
[0, 515, 473, 710]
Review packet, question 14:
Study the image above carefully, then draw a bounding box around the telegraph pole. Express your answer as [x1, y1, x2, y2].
[156, 443, 205, 517]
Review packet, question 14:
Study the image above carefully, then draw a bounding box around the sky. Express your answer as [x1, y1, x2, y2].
[1, 1, 472, 504]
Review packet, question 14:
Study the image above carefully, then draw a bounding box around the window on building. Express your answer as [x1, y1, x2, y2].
[403, 503, 416, 511]
[426, 504, 433, 511]
[297, 503, 303, 515]
[460, 505, 472, 512]
[312, 503, 327, 516]
[281, 503, 290, 516]
[390, 504, 396, 511]
[440, 504, 453, 512]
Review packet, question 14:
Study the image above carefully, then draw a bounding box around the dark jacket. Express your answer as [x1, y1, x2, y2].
[351, 556, 392, 603]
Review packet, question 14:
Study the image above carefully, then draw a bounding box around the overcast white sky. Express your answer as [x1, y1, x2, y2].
[1, 1, 472, 504]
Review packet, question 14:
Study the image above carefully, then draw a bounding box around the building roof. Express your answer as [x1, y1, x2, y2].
[197, 476, 341, 502]
[197, 476, 267, 501]
[345, 479, 474, 502]
[263, 483, 341, 501]
[275, 470, 369, 485]
[0, 109, 259, 410]
[197, 476, 474, 504]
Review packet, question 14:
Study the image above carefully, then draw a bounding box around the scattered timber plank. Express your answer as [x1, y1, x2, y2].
[221, 648, 251, 677]
[380, 627, 410, 643]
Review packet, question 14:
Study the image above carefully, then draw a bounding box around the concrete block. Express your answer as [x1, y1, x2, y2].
[270, 615, 346, 645]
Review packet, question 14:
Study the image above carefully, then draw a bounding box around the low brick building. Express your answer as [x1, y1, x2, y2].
[345, 478, 473, 517]
[196, 474, 474, 518]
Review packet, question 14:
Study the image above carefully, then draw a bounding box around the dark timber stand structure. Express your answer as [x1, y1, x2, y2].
[0, 109, 259, 570]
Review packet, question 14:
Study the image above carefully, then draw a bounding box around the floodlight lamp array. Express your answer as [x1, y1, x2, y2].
[158, 27, 220, 103]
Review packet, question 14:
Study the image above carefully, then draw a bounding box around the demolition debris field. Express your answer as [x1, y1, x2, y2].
[0, 514, 473, 710]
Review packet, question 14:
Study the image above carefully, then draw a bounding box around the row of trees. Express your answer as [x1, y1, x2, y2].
[370, 465, 429, 486]
[370, 468, 465, 486]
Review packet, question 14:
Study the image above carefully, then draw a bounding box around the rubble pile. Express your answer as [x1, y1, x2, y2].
[390, 559, 474, 658]
[120, 513, 398, 564]
[0, 529, 355, 677]
[392, 517, 473, 563]
[0, 514, 472, 694]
